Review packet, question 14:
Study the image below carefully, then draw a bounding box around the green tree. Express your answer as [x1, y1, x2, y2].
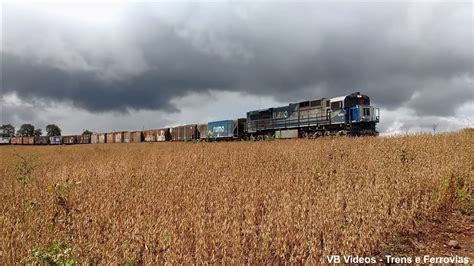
[0, 124, 15, 137]
[46, 124, 62, 136]
[81, 130, 93, 136]
[34, 128, 42, 136]
[17, 124, 35, 137]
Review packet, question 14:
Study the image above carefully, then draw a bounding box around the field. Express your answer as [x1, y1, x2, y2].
[1, 131, 472, 264]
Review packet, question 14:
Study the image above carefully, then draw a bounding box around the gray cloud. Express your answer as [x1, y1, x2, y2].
[1, 2, 473, 131]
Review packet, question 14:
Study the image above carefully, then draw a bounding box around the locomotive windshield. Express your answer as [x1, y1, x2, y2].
[344, 94, 370, 108]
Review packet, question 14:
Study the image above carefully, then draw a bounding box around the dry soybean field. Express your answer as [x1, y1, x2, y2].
[1, 131, 472, 264]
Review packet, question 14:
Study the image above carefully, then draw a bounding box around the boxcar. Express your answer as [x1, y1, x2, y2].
[91, 133, 99, 144]
[143, 129, 158, 142]
[197, 124, 208, 139]
[123, 132, 131, 143]
[114, 132, 125, 143]
[157, 128, 170, 142]
[11, 137, 23, 145]
[130, 131, 143, 142]
[24, 136, 35, 145]
[50, 136, 62, 145]
[170, 124, 197, 141]
[34, 136, 49, 145]
[0, 137, 11, 145]
[78, 135, 91, 144]
[106, 133, 114, 143]
[99, 133, 107, 144]
[63, 135, 78, 145]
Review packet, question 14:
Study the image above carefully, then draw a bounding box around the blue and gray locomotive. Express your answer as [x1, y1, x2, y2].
[246, 92, 380, 139]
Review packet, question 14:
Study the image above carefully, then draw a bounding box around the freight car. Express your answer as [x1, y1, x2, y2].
[91, 133, 99, 144]
[34, 136, 49, 145]
[197, 124, 208, 139]
[122, 131, 143, 143]
[50, 136, 62, 145]
[246, 92, 379, 139]
[124, 132, 131, 143]
[0, 137, 11, 145]
[63, 135, 78, 145]
[130, 131, 143, 142]
[99, 133, 107, 144]
[11, 137, 23, 145]
[170, 125, 197, 141]
[24, 136, 35, 145]
[143, 129, 157, 142]
[157, 128, 170, 142]
[207, 119, 246, 140]
[113, 132, 126, 143]
[106, 133, 114, 143]
[78, 135, 91, 144]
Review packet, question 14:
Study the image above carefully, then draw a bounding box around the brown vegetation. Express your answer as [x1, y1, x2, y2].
[1, 131, 472, 264]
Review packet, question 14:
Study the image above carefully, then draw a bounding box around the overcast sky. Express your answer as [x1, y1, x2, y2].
[1, 1, 473, 135]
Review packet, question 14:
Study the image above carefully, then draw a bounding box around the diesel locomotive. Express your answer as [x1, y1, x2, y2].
[246, 92, 379, 139]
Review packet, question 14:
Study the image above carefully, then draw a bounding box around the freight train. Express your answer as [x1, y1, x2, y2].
[0, 92, 379, 145]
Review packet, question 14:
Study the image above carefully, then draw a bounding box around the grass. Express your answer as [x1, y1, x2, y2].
[0, 131, 472, 264]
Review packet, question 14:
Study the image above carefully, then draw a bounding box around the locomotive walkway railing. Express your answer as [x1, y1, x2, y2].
[248, 114, 331, 132]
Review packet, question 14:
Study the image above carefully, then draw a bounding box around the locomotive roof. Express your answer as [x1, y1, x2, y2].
[330, 95, 346, 102]
[248, 92, 365, 113]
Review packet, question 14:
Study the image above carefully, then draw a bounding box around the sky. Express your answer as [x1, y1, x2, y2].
[1, 1, 473, 135]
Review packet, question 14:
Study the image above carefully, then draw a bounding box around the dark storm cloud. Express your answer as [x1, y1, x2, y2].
[2, 2, 473, 115]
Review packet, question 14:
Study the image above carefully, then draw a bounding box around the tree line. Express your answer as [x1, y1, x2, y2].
[0, 124, 92, 137]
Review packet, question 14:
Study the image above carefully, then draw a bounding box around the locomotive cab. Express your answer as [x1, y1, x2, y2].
[349, 106, 380, 123]
[344, 92, 380, 135]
